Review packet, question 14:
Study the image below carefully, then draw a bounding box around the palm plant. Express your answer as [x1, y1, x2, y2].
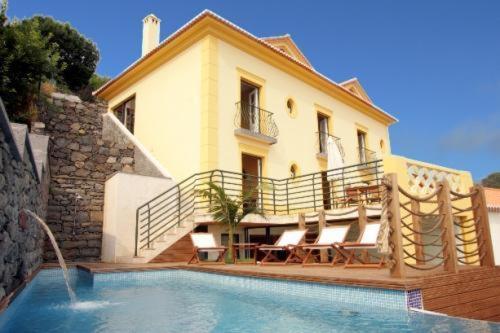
[199, 181, 264, 262]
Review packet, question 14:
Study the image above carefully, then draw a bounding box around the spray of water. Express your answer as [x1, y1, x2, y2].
[23, 209, 77, 303]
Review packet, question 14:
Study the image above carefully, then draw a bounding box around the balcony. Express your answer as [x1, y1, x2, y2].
[234, 102, 278, 144]
[316, 131, 345, 160]
[358, 147, 377, 164]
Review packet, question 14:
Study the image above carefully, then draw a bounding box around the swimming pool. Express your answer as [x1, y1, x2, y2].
[0, 268, 498, 332]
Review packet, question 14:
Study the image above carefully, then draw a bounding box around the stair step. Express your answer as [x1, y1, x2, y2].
[149, 234, 195, 263]
[128, 214, 197, 264]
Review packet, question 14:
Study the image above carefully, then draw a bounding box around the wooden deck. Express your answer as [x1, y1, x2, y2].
[419, 266, 500, 322]
[74, 262, 500, 322]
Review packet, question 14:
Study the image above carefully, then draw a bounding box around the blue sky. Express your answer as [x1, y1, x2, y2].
[8, 1, 500, 180]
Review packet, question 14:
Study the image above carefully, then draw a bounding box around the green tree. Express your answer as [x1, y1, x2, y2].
[482, 172, 500, 189]
[0, 0, 8, 83]
[88, 73, 110, 91]
[0, 0, 100, 120]
[77, 73, 110, 101]
[0, 0, 6, 27]
[199, 182, 264, 262]
[28, 15, 99, 92]
[0, 3, 60, 122]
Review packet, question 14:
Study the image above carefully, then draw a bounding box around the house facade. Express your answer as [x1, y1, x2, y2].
[95, 11, 475, 263]
[96, 11, 394, 182]
[485, 187, 500, 265]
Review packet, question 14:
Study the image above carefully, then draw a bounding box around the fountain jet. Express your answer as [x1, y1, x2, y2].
[23, 209, 77, 303]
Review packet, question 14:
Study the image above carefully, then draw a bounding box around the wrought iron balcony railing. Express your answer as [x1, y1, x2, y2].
[317, 131, 345, 157]
[235, 102, 279, 138]
[358, 147, 377, 164]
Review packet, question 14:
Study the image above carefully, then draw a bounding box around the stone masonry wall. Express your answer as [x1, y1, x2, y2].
[0, 116, 45, 301]
[41, 93, 136, 262]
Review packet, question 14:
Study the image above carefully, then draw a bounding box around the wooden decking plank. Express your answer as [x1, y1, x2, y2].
[422, 277, 500, 301]
[485, 314, 500, 322]
[440, 294, 500, 315]
[424, 285, 500, 310]
[417, 267, 498, 289]
[462, 305, 500, 321]
[418, 267, 500, 322]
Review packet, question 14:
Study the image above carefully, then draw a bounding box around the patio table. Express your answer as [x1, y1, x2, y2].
[232, 243, 259, 264]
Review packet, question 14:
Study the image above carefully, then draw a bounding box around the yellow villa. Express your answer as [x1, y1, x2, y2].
[95, 10, 484, 270]
[96, 11, 397, 182]
[3, 6, 500, 329]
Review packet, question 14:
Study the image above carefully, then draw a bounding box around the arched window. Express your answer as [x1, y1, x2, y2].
[286, 98, 296, 118]
[290, 164, 298, 178]
[380, 139, 386, 154]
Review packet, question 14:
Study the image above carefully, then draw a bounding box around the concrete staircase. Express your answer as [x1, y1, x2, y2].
[116, 216, 195, 264]
[101, 112, 195, 264]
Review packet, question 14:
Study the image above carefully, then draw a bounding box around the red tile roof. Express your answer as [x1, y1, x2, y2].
[484, 187, 500, 212]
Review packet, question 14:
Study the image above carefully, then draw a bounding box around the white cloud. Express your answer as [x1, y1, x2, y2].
[439, 113, 500, 153]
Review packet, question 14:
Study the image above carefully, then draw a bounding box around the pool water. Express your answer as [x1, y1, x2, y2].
[0, 269, 498, 333]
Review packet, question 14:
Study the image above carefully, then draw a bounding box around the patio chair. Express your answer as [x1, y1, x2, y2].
[336, 187, 361, 207]
[299, 224, 351, 266]
[188, 233, 227, 265]
[333, 222, 385, 268]
[257, 229, 308, 265]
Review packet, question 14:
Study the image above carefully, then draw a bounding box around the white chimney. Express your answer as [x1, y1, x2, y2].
[142, 14, 161, 57]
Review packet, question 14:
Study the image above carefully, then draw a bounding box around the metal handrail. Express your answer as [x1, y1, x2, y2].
[317, 131, 345, 157]
[235, 102, 279, 138]
[134, 159, 383, 255]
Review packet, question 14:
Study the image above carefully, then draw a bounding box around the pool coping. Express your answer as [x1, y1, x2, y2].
[75, 263, 422, 291]
[178, 266, 422, 291]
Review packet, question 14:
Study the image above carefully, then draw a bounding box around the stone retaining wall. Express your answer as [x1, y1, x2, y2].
[41, 93, 137, 262]
[0, 101, 46, 301]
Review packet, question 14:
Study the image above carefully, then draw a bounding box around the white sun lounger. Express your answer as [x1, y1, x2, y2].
[299, 225, 351, 266]
[334, 222, 385, 268]
[257, 229, 308, 265]
[188, 233, 227, 264]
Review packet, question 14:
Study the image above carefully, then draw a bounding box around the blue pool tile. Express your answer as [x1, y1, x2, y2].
[92, 269, 408, 310]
